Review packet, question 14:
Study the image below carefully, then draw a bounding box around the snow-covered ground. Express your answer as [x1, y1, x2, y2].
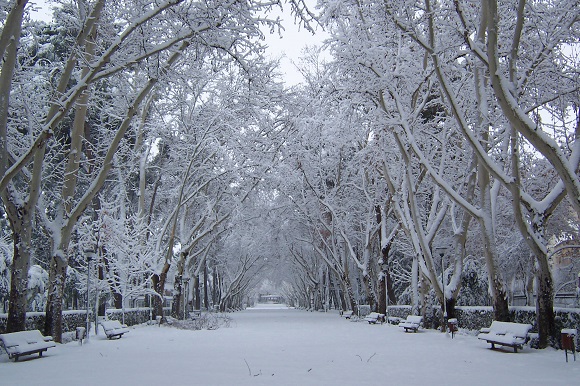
[2, 304, 578, 385]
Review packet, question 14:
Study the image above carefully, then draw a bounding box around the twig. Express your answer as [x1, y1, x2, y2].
[356, 354, 363, 361]
[367, 353, 377, 362]
[244, 359, 252, 376]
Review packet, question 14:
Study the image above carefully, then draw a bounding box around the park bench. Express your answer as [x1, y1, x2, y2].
[0, 330, 56, 361]
[387, 316, 402, 325]
[100, 320, 130, 339]
[340, 310, 354, 319]
[364, 312, 385, 324]
[477, 321, 532, 353]
[399, 315, 423, 333]
[189, 310, 202, 320]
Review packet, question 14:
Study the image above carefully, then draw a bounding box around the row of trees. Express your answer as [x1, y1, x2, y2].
[0, 0, 578, 350]
[0, 0, 320, 341]
[269, 0, 579, 349]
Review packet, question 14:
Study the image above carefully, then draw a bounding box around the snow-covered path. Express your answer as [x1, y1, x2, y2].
[2, 305, 578, 385]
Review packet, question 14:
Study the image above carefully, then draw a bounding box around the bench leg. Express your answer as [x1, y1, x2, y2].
[513, 346, 518, 353]
[490, 343, 495, 350]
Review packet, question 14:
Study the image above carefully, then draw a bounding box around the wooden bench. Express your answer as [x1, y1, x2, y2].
[477, 321, 532, 353]
[189, 310, 202, 320]
[0, 330, 56, 361]
[399, 315, 423, 332]
[387, 316, 402, 325]
[100, 320, 130, 339]
[364, 312, 385, 324]
[340, 310, 354, 319]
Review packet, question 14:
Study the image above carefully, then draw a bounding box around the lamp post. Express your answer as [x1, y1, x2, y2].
[148, 278, 153, 324]
[435, 247, 448, 334]
[183, 278, 190, 320]
[84, 250, 93, 343]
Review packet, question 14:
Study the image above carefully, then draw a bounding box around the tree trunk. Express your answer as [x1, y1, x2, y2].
[152, 264, 169, 321]
[113, 292, 123, 310]
[536, 266, 556, 348]
[6, 230, 30, 332]
[377, 272, 386, 315]
[193, 274, 201, 311]
[491, 280, 510, 322]
[341, 273, 357, 313]
[44, 256, 68, 342]
[171, 274, 183, 319]
[212, 267, 219, 306]
[445, 297, 456, 320]
[171, 251, 187, 318]
[98, 264, 105, 317]
[411, 255, 420, 315]
[203, 259, 209, 309]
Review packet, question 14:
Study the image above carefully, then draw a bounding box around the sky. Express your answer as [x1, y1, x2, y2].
[260, 3, 329, 85]
[2, 306, 579, 385]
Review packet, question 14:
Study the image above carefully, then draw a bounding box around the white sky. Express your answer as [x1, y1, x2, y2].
[261, 3, 328, 85]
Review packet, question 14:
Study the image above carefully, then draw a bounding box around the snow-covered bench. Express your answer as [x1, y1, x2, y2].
[189, 310, 202, 320]
[387, 316, 402, 325]
[0, 330, 56, 361]
[477, 321, 532, 353]
[399, 315, 423, 332]
[340, 310, 354, 319]
[100, 320, 130, 339]
[364, 312, 385, 324]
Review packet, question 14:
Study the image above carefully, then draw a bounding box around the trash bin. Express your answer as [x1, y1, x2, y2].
[561, 329, 576, 362]
[76, 327, 86, 345]
[447, 318, 458, 339]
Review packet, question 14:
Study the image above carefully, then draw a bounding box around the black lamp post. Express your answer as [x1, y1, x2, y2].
[84, 249, 94, 343]
[435, 247, 448, 334]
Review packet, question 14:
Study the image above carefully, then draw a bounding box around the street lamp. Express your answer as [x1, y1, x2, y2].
[84, 249, 93, 343]
[183, 278, 190, 320]
[434, 247, 448, 334]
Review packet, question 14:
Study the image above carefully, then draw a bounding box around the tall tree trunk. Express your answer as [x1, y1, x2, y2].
[44, 257, 68, 341]
[98, 263, 106, 317]
[212, 267, 219, 307]
[152, 262, 169, 321]
[411, 255, 419, 315]
[6, 229, 30, 332]
[2, 1, 43, 334]
[171, 274, 183, 319]
[171, 251, 187, 318]
[377, 272, 387, 315]
[113, 292, 123, 310]
[203, 259, 209, 309]
[536, 263, 556, 348]
[193, 274, 201, 311]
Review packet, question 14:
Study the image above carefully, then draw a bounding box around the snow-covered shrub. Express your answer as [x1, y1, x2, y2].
[62, 310, 90, 334]
[27, 265, 48, 311]
[457, 259, 491, 306]
[453, 307, 494, 331]
[0, 310, 89, 334]
[106, 307, 152, 326]
[386, 305, 412, 319]
[170, 313, 233, 331]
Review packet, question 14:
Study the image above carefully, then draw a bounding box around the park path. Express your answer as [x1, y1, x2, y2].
[1, 305, 578, 385]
